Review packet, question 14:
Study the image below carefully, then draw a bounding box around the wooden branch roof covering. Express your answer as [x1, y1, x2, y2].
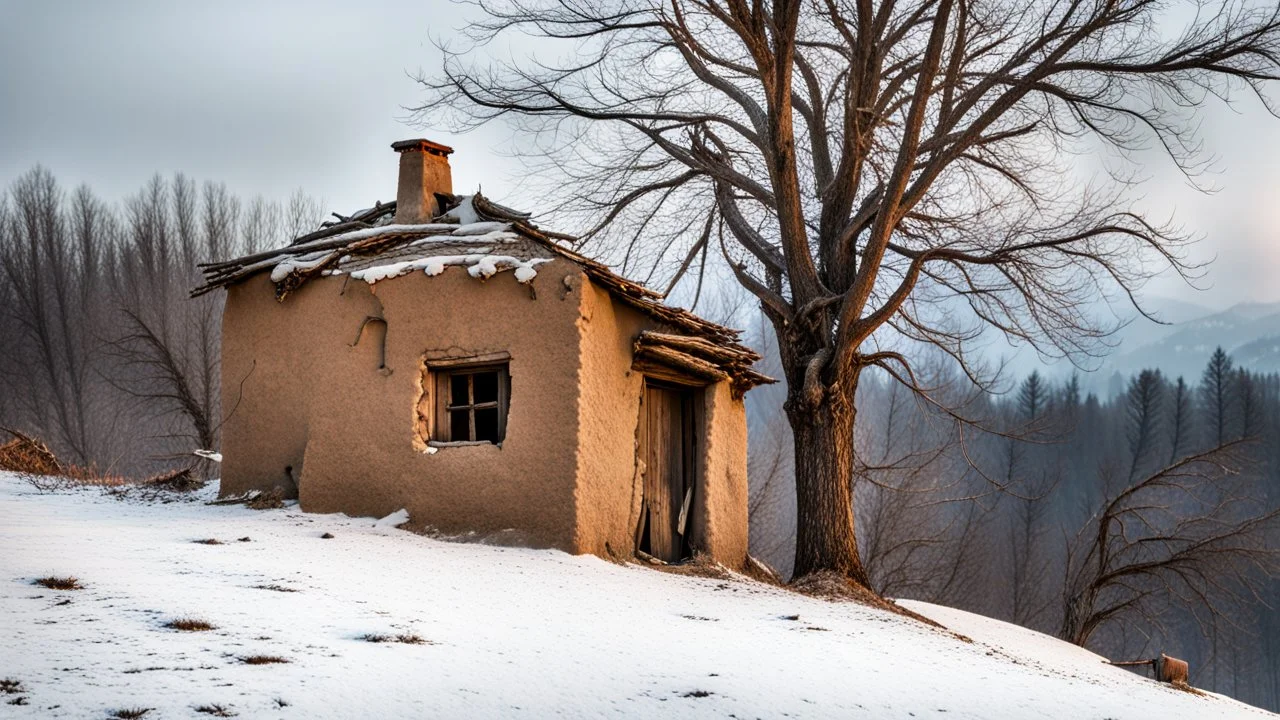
[193, 193, 775, 391]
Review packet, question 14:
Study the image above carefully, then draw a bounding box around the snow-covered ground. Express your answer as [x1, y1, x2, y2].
[0, 473, 1270, 719]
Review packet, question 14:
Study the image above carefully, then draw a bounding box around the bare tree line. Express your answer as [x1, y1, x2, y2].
[0, 166, 322, 478]
[748, 342, 1280, 708]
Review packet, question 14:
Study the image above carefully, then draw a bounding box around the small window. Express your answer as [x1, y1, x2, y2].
[436, 365, 509, 443]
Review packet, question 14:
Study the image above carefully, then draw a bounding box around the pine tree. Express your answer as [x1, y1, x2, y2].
[1168, 377, 1192, 463]
[1201, 347, 1236, 447]
[1126, 369, 1165, 482]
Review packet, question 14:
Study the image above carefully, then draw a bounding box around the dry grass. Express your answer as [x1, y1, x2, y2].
[246, 488, 285, 510]
[240, 655, 290, 665]
[33, 576, 83, 591]
[683, 690, 713, 698]
[164, 617, 216, 632]
[143, 467, 204, 492]
[192, 538, 223, 545]
[109, 708, 153, 719]
[790, 571, 947, 629]
[1, 428, 129, 489]
[643, 551, 736, 580]
[360, 632, 430, 645]
[251, 584, 298, 593]
[741, 555, 785, 585]
[194, 703, 236, 717]
[0, 428, 62, 475]
[0, 678, 24, 694]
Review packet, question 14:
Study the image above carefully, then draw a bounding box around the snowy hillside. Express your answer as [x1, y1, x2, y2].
[0, 473, 1270, 719]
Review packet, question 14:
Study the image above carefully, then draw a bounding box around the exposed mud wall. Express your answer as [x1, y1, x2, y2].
[571, 279, 648, 558]
[219, 277, 341, 498]
[219, 260, 583, 550]
[698, 379, 750, 563]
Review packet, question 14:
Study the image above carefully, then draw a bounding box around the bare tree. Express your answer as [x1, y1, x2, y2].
[103, 175, 246, 472]
[242, 196, 283, 256]
[0, 168, 115, 463]
[285, 188, 325, 242]
[415, 0, 1280, 585]
[854, 370, 990, 602]
[1060, 440, 1280, 647]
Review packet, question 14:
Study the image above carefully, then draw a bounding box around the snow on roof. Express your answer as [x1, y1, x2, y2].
[263, 222, 548, 287]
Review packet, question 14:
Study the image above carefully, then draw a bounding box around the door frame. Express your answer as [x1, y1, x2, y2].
[635, 377, 706, 562]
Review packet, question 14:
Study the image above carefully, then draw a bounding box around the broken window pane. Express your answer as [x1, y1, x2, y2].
[475, 407, 499, 442]
[450, 409, 471, 440]
[450, 374, 470, 407]
[473, 371, 499, 404]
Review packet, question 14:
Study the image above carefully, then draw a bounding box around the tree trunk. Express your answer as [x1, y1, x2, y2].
[786, 379, 871, 587]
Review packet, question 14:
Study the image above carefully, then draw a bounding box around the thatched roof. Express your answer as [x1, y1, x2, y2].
[193, 193, 774, 393]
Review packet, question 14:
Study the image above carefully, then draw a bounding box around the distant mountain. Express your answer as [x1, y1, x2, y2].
[1109, 301, 1280, 381]
[929, 295, 1278, 396]
[1112, 295, 1220, 350]
[1232, 334, 1280, 370]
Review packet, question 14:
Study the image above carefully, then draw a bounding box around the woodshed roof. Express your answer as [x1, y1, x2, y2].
[193, 193, 774, 393]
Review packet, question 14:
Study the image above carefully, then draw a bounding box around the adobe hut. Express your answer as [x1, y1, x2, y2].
[194, 139, 772, 566]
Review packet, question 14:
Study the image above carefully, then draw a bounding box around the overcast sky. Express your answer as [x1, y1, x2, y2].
[2, 0, 1279, 310]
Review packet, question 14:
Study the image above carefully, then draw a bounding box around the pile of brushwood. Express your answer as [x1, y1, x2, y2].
[0, 429, 64, 476]
[0, 427, 203, 494]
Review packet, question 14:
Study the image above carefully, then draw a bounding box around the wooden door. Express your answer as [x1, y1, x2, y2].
[638, 383, 695, 562]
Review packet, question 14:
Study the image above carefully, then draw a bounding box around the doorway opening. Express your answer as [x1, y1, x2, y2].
[636, 381, 700, 562]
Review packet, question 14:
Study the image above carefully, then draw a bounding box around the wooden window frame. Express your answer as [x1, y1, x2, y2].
[432, 363, 509, 446]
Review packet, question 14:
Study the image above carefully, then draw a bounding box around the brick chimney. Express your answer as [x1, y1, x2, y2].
[392, 138, 454, 224]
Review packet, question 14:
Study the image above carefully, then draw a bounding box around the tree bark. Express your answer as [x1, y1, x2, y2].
[786, 375, 871, 586]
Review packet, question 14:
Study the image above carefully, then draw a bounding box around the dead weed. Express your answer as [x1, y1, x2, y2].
[164, 617, 216, 632]
[251, 584, 298, 593]
[790, 571, 945, 629]
[33, 576, 83, 591]
[360, 633, 430, 645]
[2, 428, 131, 489]
[143, 467, 204, 493]
[240, 655, 290, 665]
[246, 488, 285, 510]
[0, 428, 62, 475]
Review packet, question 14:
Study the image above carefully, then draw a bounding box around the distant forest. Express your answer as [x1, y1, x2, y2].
[0, 167, 323, 477]
[2, 167, 1277, 709]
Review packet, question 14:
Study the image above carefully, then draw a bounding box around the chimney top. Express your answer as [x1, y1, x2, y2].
[391, 138, 454, 157]
[392, 138, 454, 224]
